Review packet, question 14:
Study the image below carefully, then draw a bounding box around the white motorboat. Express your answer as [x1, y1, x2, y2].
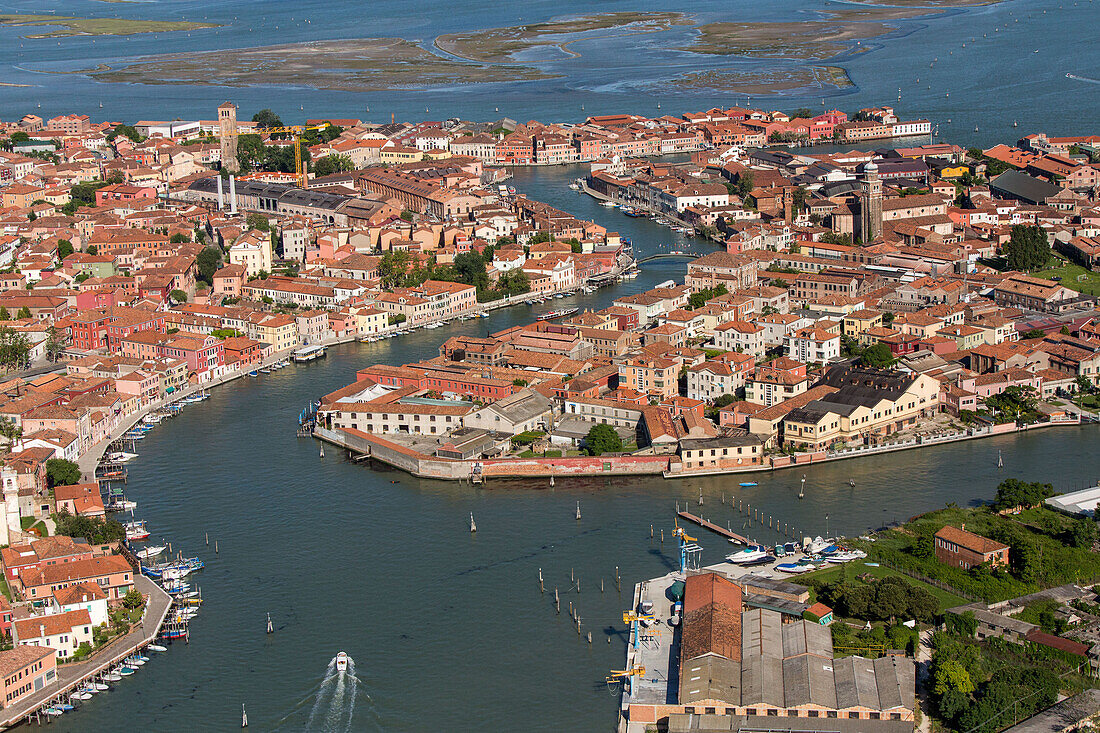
[73, 692, 93, 700]
[106, 451, 138, 463]
[147, 644, 168, 652]
[725, 545, 770, 564]
[136, 545, 165, 560]
[806, 536, 833, 554]
[336, 651, 348, 672]
[776, 562, 817, 574]
[92, 682, 109, 691]
[105, 499, 137, 512]
[825, 550, 867, 564]
[104, 673, 122, 681]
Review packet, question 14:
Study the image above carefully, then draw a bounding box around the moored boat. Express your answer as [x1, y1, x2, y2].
[776, 562, 817, 574]
[725, 544, 770, 564]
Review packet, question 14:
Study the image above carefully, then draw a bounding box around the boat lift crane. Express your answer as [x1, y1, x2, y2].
[674, 524, 703, 575]
[220, 123, 332, 188]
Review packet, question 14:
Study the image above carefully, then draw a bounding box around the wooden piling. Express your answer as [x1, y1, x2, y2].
[555, 588, 560, 614]
[587, 632, 592, 644]
[538, 568, 544, 593]
[600, 578, 604, 593]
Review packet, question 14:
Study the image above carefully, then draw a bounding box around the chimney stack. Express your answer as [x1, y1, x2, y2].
[216, 175, 224, 210]
[229, 175, 238, 215]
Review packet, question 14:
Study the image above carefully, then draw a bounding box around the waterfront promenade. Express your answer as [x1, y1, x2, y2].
[0, 576, 172, 729]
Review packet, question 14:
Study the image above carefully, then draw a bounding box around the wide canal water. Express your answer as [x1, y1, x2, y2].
[49, 163, 1100, 731]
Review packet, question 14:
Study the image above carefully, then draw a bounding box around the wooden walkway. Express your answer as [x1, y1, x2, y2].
[677, 511, 751, 545]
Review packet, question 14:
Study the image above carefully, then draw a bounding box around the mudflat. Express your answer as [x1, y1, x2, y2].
[684, 20, 898, 59]
[0, 14, 218, 38]
[435, 12, 693, 63]
[91, 38, 557, 90]
[671, 66, 853, 95]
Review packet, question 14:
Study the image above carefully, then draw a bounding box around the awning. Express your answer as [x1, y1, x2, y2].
[165, 386, 175, 393]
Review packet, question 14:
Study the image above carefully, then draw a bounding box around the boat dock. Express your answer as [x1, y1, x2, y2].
[0, 576, 172, 729]
[677, 510, 752, 545]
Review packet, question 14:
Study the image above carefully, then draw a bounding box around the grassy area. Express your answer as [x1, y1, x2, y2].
[1031, 260, 1100, 296]
[0, 577, 11, 602]
[19, 516, 48, 536]
[858, 505, 1100, 603]
[798, 561, 970, 611]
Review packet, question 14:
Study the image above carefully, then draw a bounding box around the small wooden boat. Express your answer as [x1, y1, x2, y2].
[739, 482, 757, 487]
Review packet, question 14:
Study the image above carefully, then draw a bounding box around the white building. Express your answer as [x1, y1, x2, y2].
[786, 327, 841, 364]
[686, 362, 745, 402]
[13, 609, 94, 659]
[711, 321, 766, 358]
[48, 583, 109, 627]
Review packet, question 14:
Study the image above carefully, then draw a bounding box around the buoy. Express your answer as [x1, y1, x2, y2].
[997, 450, 1003, 468]
[469, 513, 477, 533]
[549, 476, 555, 487]
[319, 444, 325, 458]
[266, 613, 273, 634]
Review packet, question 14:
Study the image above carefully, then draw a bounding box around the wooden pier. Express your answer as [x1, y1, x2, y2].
[677, 511, 751, 544]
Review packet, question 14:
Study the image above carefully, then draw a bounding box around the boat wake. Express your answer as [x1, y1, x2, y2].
[270, 655, 381, 732]
[302, 655, 377, 732]
[1066, 73, 1100, 84]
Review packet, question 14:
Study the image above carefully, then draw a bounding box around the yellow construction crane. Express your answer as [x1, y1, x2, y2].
[221, 123, 331, 188]
[673, 524, 697, 544]
[622, 611, 656, 625]
[606, 666, 645, 684]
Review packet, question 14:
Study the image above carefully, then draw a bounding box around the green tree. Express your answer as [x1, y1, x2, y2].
[858, 342, 896, 369]
[312, 153, 355, 177]
[378, 251, 415, 289]
[46, 458, 81, 487]
[16, 307, 30, 320]
[933, 660, 975, 697]
[251, 109, 283, 129]
[1069, 517, 1098, 549]
[0, 416, 21, 453]
[9, 131, 30, 143]
[399, 210, 415, 223]
[1003, 224, 1051, 270]
[495, 269, 530, 297]
[0, 307, 8, 321]
[57, 239, 74, 259]
[169, 232, 191, 244]
[734, 171, 755, 200]
[44, 325, 65, 362]
[196, 245, 223, 284]
[122, 589, 144, 609]
[53, 511, 126, 543]
[86, 244, 98, 255]
[1020, 328, 1045, 340]
[583, 423, 622, 456]
[246, 213, 270, 232]
[453, 251, 489, 290]
[169, 289, 188, 303]
[819, 231, 853, 246]
[0, 325, 30, 370]
[991, 478, 1054, 511]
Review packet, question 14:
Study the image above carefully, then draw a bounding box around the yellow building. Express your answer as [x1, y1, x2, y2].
[782, 369, 940, 451]
[841, 309, 884, 338]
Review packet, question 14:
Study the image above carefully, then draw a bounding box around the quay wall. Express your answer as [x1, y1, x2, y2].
[313, 427, 670, 479]
[315, 417, 1091, 483]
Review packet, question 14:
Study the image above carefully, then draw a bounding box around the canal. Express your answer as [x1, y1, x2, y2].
[52, 165, 1100, 732]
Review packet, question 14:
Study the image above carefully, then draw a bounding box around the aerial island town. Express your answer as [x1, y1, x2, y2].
[0, 101, 1098, 730]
